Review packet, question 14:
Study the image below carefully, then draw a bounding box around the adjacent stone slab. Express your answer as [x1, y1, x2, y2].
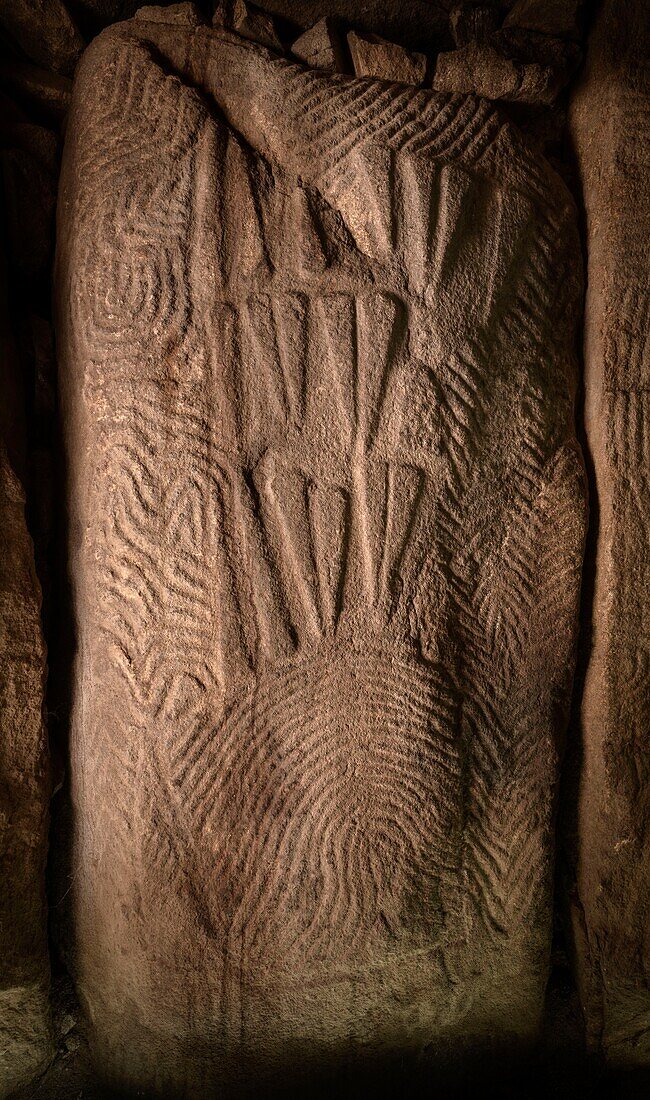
[56, 16, 585, 1093]
[567, 0, 650, 1067]
[0, 0, 84, 76]
[0, 254, 52, 1096]
[247, 1, 449, 55]
[433, 32, 579, 105]
[135, 1, 205, 24]
[348, 30, 426, 85]
[0, 456, 53, 1098]
[0, 60, 72, 122]
[291, 17, 346, 72]
[449, 4, 499, 47]
[68, 0, 192, 33]
[213, 0, 282, 51]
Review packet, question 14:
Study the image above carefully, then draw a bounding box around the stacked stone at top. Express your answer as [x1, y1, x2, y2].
[433, 0, 584, 105]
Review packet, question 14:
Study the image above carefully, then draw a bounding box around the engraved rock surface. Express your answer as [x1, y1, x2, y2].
[56, 15, 586, 1092]
[567, 0, 650, 1067]
[0, 258, 53, 1097]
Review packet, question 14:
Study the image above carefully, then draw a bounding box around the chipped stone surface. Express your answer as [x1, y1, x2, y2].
[291, 17, 346, 72]
[214, 0, 283, 51]
[433, 32, 579, 105]
[0, 0, 84, 77]
[66, 0, 194, 32]
[135, 1, 205, 24]
[56, 15, 585, 1092]
[433, 41, 520, 100]
[0, 488, 52, 1100]
[348, 30, 426, 85]
[567, 0, 650, 1067]
[0, 264, 53, 1099]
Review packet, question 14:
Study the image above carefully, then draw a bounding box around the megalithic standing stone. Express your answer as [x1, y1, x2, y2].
[55, 15, 587, 1093]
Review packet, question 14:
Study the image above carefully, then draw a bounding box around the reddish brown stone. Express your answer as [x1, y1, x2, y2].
[567, 0, 650, 1067]
[213, 0, 283, 50]
[135, 1, 205, 24]
[348, 30, 427, 85]
[0, 251, 52, 1096]
[56, 15, 586, 1092]
[291, 17, 346, 72]
[433, 31, 580, 105]
[0, 0, 84, 76]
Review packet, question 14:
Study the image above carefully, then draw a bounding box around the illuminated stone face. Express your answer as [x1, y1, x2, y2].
[56, 17, 586, 1092]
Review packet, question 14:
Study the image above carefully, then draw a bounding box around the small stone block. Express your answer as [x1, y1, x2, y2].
[291, 17, 346, 72]
[215, 0, 283, 51]
[135, 3, 205, 25]
[347, 30, 427, 86]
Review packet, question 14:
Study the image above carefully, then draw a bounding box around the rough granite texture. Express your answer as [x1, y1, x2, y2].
[0, 435, 52, 1095]
[291, 17, 346, 73]
[347, 30, 427, 86]
[55, 14, 586, 1094]
[433, 29, 580, 105]
[568, 0, 650, 1068]
[0, 0, 84, 76]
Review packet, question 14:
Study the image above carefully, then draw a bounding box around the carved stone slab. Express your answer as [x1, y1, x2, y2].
[56, 16, 586, 1092]
[568, 0, 650, 1067]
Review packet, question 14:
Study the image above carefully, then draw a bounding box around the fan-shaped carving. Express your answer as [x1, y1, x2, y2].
[57, 20, 586, 1088]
